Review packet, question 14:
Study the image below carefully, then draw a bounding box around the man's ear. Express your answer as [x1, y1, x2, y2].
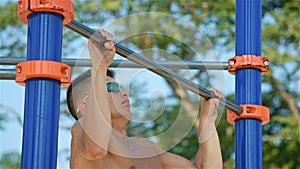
[77, 101, 87, 115]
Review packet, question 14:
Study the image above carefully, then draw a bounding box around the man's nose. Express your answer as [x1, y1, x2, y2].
[120, 88, 130, 97]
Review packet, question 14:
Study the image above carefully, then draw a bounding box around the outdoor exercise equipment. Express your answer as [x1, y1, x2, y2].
[16, 0, 73, 168]
[66, 20, 242, 115]
[0, 0, 271, 168]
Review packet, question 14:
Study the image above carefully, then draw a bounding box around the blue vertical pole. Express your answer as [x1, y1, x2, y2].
[235, 0, 262, 169]
[21, 12, 63, 168]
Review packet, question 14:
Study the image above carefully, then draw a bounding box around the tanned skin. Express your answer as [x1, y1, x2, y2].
[70, 29, 223, 169]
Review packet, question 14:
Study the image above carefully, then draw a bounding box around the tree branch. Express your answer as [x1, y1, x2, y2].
[270, 75, 299, 118]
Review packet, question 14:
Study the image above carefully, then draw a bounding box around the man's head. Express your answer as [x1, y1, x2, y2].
[66, 69, 131, 121]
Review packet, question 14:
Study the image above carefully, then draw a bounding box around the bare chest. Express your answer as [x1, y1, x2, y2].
[73, 153, 163, 169]
[105, 153, 163, 169]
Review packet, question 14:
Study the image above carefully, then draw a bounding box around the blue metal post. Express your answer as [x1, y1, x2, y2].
[235, 0, 263, 169]
[21, 12, 63, 168]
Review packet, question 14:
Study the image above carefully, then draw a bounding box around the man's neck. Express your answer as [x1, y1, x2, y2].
[111, 118, 128, 140]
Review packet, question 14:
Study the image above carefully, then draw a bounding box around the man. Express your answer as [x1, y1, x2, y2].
[67, 29, 223, 169]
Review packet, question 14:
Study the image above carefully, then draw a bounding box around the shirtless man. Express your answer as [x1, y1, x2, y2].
[67, 29, 223, 169]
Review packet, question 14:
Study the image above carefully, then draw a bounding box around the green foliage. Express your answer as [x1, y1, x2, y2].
[101, 0, 122, 11]
[0, 152, 21, 169]
[0, 2, 21, 29]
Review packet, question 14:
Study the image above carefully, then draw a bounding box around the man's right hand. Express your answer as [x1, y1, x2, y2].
[198, 88, 224, 143]
[88, 29, 116, 69]
[199, 88, 224, 123]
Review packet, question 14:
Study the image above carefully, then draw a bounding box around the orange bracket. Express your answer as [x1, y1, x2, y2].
[15, 60, 71, 88]
[18, 0, 74, 25]
[228, 55, 269, 75]
[227, 104, 270, 125]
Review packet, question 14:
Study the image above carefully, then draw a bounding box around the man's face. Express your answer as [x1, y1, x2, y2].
[106, 76, 131, 120]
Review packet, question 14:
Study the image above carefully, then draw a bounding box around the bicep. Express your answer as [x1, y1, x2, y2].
[159, 152, 197, 169]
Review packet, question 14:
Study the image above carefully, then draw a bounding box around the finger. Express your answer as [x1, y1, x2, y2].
[215, 90, 221, 98]
[208, 88, 218, 97]
[104, 41, 115, 50]
[105, 33, 113, 41]
[209, 88, 223, 99]
[215, 90, 224, 99]
[220, 92, 224, 99]
[216, 91, 224, 99]
[99, 29, 113, 41]
[88, 39, 100, 49]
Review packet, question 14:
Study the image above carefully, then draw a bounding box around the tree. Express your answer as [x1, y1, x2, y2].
[0, 0, 299, 168]
[0, 152, 21, 169]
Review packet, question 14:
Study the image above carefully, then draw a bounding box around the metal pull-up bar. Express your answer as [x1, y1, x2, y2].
[0, 57, 228, 70]
[66, 20, 242, 115]
[0, 57, 228, 79]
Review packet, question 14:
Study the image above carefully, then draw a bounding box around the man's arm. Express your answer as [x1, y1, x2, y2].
[72, 29, 116, 160]
[194, 89, 223, 169]
[194, 125, 222, 168]
[154, 89, 223, 169]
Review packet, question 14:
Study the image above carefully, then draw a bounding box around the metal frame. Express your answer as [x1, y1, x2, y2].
[0, 57, 228, 80]
[235, 0, 263, 168]
[20, 12, 63, 169]
[1, 0, 266, 168]
[0, 57, 228, 70]
[1, 20, 242, 115]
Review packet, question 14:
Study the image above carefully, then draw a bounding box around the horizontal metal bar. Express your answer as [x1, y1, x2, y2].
[0, 57, 228, 70]
[0, 58, 227, 80]
[66, 20, 242, 115]
[0, 68, 15, 80]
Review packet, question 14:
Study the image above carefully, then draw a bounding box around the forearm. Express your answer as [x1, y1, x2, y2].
[79, 67, 112, 156]
[194, 121, 222, 169]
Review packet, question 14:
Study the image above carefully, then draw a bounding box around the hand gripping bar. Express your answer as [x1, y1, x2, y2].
[66, 20, 242, 115]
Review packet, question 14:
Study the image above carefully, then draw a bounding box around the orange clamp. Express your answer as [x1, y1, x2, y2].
[18, 0, 74, 25]
[228, 55, 269, 75]
[15, 60, 71, 88]
[227, 104, 270, 125]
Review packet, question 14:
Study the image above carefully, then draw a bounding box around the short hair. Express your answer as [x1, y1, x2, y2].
[66, 69, 114, 120]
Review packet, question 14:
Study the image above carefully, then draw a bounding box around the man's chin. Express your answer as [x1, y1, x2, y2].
[120, 111, 131, 121]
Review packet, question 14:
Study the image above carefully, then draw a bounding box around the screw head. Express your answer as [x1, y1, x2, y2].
[229, 60, 235, 66]
[264, 60, 269, 66]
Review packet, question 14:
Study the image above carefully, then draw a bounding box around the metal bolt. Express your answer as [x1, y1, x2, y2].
[246, 108, 250, 113]
[63, 70, 67, 74]
[18, 69, 22, 73]
[229, 60, 235, 66]
[264, 60, 269, 66]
